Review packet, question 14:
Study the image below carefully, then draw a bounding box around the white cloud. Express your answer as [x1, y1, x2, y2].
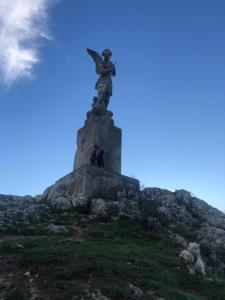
[0, 0, 55, 86]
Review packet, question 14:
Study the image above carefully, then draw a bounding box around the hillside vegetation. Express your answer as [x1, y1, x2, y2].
[0, 214, 225, 300]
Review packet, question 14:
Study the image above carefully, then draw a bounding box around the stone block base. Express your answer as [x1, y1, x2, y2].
[45, 165, 139, 199]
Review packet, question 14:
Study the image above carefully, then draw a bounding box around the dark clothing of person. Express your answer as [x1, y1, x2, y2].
[90, 148, 97, 165]
[97, 150, 104, 168]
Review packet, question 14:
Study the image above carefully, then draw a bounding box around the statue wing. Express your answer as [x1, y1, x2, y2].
[87, 48, 103, 67]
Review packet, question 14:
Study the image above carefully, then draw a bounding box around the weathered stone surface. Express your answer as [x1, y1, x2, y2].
[198, 223, 225, 273]
[71, 196, 89, 208]
[168, 231, 188, 247]
[74, 107, 121, 174]
[129, 284, 144, 299]
[0, 194, 49, 233]
[45, 224, 68, 234]
[47, 196, 73, 210]
[0, 186, 225, 275]
[44, 165, 139, 200]
[90, 198, 120, 219]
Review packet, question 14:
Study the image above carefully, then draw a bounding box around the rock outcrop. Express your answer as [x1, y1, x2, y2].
[0, 186, 225, 275]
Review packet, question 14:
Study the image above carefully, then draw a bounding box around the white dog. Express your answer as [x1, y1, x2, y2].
[179, 242, 206, 275]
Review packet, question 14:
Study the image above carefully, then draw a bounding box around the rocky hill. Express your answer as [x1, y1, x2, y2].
[0, 186, 225, 299]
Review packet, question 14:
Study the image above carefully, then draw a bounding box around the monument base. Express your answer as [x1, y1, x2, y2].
[45, 165, 139, 200]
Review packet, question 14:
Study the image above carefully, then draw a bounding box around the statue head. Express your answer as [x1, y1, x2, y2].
[102, 49, 112, 60]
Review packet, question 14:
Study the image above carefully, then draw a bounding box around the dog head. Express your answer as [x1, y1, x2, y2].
[179, 250, 195, 264]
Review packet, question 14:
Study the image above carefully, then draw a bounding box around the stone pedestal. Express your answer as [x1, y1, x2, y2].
[68, 104, 139, 199]
[73, 107, 121, 174]
[46, 165, 139, 199]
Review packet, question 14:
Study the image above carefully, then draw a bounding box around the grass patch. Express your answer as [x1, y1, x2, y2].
[5, 289, 28, 300]
[0, 217, 225, 299]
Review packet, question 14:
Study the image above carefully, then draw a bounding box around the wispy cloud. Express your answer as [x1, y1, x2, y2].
[0, 0, 55, 86]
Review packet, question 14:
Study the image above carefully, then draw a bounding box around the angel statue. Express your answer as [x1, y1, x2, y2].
[87, 48, 116, 109]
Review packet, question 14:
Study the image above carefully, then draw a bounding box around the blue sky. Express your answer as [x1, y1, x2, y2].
[0, 0, 224, 210]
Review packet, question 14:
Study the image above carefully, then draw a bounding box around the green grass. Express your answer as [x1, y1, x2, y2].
[5, 289, 28, 300]
[1, 216, 225, 300]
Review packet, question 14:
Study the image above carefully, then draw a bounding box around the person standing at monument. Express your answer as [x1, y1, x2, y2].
[96, 149, 105, 168]
[90, 145, 98, 166]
